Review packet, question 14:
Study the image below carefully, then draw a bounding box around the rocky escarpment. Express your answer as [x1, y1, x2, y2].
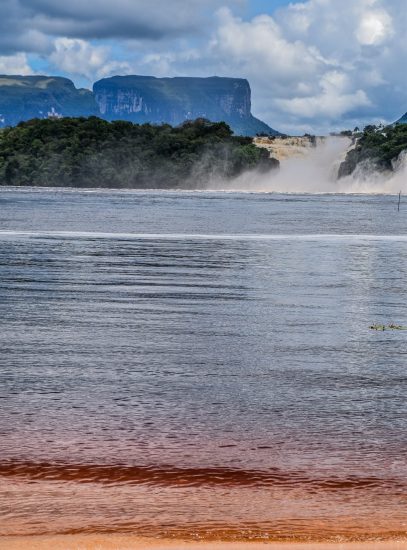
[336, 141, 363, 178]
[0, 76, 98, 127]
[93, 75, 279, 136]
[254, 135, 323, 161]
[0, 74, 280, 137]
[396, 112, 407, 124]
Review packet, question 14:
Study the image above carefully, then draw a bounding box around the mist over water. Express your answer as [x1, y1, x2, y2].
[209, 137, 407, 195]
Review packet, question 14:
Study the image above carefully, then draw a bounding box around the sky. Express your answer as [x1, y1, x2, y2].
[0, 0, 406, 134]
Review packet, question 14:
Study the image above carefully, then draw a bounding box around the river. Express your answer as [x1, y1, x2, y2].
[0, 187, 406, 542]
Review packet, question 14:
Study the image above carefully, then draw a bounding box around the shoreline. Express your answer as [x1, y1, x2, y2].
[1, 536, 407, 550]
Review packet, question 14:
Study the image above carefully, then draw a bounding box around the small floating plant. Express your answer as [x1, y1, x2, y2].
[370, 323, 407, 331]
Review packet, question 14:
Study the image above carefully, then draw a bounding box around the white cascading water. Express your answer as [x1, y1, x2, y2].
[210, 136, 407, 194]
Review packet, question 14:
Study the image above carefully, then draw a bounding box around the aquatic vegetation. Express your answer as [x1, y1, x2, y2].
[369, 323, 407, 331]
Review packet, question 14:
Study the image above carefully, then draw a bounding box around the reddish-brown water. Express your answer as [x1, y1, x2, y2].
[0, 189, 406, 542]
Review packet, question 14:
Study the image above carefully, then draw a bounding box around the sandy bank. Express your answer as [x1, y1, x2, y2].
[1, 536, 407, 550]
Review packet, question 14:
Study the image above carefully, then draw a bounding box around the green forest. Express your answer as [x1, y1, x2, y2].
[0, 117, 278, 188]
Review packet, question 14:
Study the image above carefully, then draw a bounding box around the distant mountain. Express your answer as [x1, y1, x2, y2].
[0, 74, 279, 136]
[93, 75, 279, 136]
[396, 112, 407, 124]
[0, 76, 98, 127]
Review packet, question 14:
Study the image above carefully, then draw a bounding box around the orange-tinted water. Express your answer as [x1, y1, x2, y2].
[1, 189, 407, 543]
[1, 468, 406, 541]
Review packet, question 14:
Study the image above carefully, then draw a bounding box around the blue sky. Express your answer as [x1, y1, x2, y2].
[246, 1, 300, 16]
[0, 0, 406, 134]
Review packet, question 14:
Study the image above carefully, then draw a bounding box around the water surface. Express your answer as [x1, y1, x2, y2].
[0, 188, 406, 541]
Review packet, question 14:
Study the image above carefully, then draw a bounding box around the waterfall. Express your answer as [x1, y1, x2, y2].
[209, 136, 407, 194]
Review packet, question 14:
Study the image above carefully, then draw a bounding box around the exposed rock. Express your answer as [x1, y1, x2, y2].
[254, 135, 324, 161]
[0, 74, 280, 137]
[337, 146, 362, 179]
[93, 75, 279, 136]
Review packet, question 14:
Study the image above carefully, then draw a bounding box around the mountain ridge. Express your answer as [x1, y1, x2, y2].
[93, 75, 279, 136]
[0, 75, 98, 126]
[0, 74, 279, 136]
[396, 112, 407, 124]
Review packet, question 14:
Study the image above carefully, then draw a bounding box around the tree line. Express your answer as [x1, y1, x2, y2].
[338, 123, 407, 178]
[0, 116, 278, 188]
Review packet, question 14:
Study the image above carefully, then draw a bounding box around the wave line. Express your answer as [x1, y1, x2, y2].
[0, 460, 404, 491]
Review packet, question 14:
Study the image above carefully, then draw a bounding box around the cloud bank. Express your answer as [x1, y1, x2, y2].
[0, 0, 406, 134]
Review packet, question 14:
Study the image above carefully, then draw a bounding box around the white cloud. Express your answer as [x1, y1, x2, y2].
[202, 1, 405, 132]
[49, 38, 132, 81]
[0, 0, 406, 133]
[276, 71, 371, 119]
[0, 53, 33, 75]
[201, 8, 376, 130]
[140, 50, 200, 77]
[213, 8, 324, 85]
[356, 9, 393, 45]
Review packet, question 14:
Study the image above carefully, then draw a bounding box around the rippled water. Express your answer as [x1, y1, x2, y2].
[0, 188, 406, 541]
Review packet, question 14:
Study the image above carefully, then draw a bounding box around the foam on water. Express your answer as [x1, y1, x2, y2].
[209, 137, 407, 194]
[1, 230, 407, 241]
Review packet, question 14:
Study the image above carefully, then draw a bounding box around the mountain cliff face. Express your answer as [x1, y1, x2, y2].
[93, 75, 279, 136]
[0, 76, 98, 127]
[0, 74, 279, 136]
[396, 112, 407, 124]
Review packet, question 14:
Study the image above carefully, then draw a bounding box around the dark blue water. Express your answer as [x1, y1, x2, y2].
[0, 188, 406, 541]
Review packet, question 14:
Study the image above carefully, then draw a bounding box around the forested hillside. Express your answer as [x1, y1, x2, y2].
[0, 117, 278, 188]
[338, 123, 407, 178]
